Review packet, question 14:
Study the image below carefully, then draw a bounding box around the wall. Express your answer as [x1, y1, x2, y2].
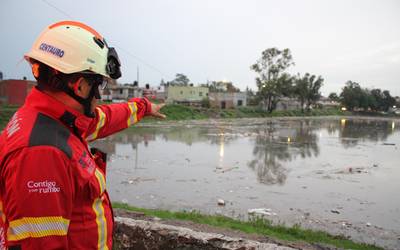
[166, 86, 209, 104]
[0, 80, 36, 105]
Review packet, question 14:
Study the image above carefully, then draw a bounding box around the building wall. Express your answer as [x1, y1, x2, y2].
[209, 92, 247, 109]
[107, 86, 143, 101]
[275, 98, 301, 111]
[166, 86, 209, 104]
[0, 80, 36, 105]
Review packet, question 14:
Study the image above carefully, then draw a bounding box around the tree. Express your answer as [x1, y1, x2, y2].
[328, 92, 340, 102]
[171, 73, 190, 86]
[251, 48, 295, 112]
[340, 81, 363, 111]
[294, 73, 324, 112]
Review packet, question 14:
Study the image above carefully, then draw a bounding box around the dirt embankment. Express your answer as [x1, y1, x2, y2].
[113, 209, 338, 250]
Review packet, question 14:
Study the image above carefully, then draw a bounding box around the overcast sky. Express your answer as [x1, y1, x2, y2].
[1, 0, 399, 96]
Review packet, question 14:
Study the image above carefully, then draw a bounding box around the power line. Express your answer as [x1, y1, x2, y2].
[114, 45, 168, 78]
[39, 0, 170, 80]
[41, 0, 74, 19]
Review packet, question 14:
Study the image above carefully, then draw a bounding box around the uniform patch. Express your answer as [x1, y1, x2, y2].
[78, 151, 95, 174]
[29, 113, 72, 158]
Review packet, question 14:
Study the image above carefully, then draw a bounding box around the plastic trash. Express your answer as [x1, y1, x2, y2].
[248, 208, 276, 216]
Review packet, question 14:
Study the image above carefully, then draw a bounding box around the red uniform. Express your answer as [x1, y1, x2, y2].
[0, 87, 151, 249]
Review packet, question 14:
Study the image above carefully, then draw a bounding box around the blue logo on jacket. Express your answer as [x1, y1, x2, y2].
[39, 43, 65, 58]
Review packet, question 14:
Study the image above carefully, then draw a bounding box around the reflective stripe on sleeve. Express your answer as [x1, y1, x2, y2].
[87, 108, 106, 141]
[7, 216, 69, 241]
[127, 102, 138, 127]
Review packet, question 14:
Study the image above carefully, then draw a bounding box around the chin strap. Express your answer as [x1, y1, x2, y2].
[61, 83, 98, 118]
[49, 74, 99, 118]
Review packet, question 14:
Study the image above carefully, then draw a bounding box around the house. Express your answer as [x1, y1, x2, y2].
[104, 84, 143, 101]
[317, 97, 340, 109]
[274, 97, 302, 111]
[209, 92, 247, 109]
[165, 85, 209, 105]
[0, 79, 36, 105]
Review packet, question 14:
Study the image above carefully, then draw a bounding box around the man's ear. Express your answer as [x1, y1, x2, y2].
[68, 77, 84, 96]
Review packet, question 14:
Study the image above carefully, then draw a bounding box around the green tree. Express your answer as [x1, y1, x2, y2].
[382, 90, 396, 111]
[294, 73, 324, 112]
[340, 81, 363, 110]
[171, 73, 190, 86]
[251, 48, 294, 112]
[328, 92, 340, 102]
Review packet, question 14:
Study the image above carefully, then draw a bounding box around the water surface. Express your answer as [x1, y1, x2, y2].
[91, 117, 400, 249]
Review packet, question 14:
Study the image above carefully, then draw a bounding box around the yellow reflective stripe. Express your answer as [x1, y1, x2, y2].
[92, 198, 108, 250]
[87, 108, 106, 141]
[127, 102, 138, 127]
[95, 168, 106, 194]
[7, 216, 69, 241]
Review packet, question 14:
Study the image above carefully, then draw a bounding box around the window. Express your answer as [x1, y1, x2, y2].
[180, 91, 183, 95]
[119, 89, 123, 94]
[199, 92, 203, 96]
[237, 100, 243, 106]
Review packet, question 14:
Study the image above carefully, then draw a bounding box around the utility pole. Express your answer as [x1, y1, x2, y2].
[137, 66, 139, 85]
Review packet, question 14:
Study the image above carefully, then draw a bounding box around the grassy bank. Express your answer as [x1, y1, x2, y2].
[2, 104, 395, 129]
[142, 104, 348, 122]
[113, 202, 381, 250]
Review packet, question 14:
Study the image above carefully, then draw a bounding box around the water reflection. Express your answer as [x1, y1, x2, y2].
[329, 119, 398, 148]
[248, 120, 319, 185]
[90, 118, 399, 186]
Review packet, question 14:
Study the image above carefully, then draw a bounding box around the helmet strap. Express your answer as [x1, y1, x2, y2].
[50, 74, 98, 118]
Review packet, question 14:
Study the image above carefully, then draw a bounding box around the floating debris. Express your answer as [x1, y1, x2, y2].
[215, 166, 239, 174]
[248, 208, 277, 216]
[331, 209, 340, 214]
[217, 199, 226, 206]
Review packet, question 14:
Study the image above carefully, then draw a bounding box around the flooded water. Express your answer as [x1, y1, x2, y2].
[91, 117, 400, 249]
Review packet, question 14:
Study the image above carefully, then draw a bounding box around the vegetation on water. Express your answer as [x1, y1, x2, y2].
[113, 202, 382, 250]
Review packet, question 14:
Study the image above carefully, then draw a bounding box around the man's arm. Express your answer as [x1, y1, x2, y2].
[85, 98, 165, 141]
[2, 147, 73, 249]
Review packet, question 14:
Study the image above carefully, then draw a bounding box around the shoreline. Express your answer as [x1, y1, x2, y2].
[112, 202, 383, 250]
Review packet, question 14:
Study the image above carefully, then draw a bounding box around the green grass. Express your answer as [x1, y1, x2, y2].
[112, 202, 382, 250]
[142, 105, 349, 122]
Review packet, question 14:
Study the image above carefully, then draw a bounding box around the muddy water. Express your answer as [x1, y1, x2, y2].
[91, 117, 400, 249]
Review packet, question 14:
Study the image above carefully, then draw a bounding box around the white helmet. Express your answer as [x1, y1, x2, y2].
[25, 20, 121, 79]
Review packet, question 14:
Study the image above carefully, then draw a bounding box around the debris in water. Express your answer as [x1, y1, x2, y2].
[215, 166, 239, 173]
[121, 199, 128, 204]
[248, 208, 276, 216]
[382, 143, 396, 146]
[331, 209, 340, 214]
[217, 199, 226, 206]
[366, 222, 371, 227]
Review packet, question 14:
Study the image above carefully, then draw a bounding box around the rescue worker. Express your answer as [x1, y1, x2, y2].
[0, 21, 165, 249]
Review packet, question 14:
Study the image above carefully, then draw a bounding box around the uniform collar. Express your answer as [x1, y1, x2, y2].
[25, 87, 93, 138]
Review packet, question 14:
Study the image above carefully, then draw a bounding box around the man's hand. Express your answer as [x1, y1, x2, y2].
[149, 103, 166, 119]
